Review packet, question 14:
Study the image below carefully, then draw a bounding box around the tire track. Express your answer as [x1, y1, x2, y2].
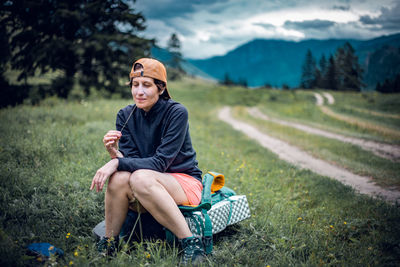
[247, 107, 400, 162]
[219, 106, 400, 203]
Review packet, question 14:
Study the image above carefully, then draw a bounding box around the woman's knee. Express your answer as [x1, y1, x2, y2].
[107, 171, 130, 192]
[129, 169, 157, 196]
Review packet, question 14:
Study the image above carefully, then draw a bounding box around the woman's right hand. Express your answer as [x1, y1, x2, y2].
[103, 130, 122, 158]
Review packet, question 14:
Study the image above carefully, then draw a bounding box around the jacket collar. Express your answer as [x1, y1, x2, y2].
[139, 97, 166, 118]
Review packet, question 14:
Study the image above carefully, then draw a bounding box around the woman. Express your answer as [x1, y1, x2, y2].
[90, 58, 205, 264]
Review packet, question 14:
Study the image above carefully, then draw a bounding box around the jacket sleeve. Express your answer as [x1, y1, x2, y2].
[117, 105, 188, 173]
[116, 108, 140, 158]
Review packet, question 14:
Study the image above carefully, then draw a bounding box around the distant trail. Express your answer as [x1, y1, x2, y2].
[247, 107, 400, 162]
[322, 92, 335, 104]
[314, 93, 324, 106]
[219, 106, 400, 203]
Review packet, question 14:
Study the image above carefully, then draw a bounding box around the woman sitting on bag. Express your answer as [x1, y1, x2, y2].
[90, 58, 205, 264]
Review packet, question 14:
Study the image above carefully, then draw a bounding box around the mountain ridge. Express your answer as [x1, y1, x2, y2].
[185, 33, 400, 89]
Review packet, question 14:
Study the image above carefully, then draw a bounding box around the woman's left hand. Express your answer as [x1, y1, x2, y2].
[90, 159, 119, 192]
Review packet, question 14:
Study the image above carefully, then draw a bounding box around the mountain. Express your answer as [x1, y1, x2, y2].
[151, 46, 217, 81]
[187, 33, 400, 89]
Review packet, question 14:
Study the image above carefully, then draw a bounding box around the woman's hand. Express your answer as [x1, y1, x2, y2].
[90, 159, 119, 192]
[103, 130, 122, 158]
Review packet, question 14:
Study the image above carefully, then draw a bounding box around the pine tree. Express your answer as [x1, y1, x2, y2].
[342, 42, 364, 91]
[318, 54, 327, 88]
[334, 42, 364, 91]
[325, 55, 338, 90]
[334, 47, 346, 90]
[167, 33, 183, 70]
[376, 73, 400, 93]
[1, 0, 151, 99]
[300, 49, 317, 89]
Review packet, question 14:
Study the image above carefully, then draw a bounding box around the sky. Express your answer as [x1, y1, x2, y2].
[133, 0, 400, 59]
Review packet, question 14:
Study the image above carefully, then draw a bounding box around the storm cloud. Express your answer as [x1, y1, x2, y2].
[284, 20, 336, 30]
[359, 2, 400, 30]
[133, 0, 399, 59]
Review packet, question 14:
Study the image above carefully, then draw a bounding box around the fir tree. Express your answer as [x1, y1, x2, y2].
[341, 42, 364, 91]
[300, 49, 317, 89]
[1, 0, 151, 99]
[334, 42, 364, 91]
[325, 55, 338, 90]
[318, 54, 327, 88]
[167, 33, 183, 70]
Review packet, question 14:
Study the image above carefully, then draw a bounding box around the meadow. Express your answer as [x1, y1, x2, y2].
[1, 77, 400, 266]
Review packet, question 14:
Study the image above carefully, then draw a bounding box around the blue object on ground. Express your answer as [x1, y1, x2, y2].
[27, 243, 64, 258]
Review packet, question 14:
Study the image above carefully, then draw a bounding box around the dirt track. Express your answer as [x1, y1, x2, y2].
[219, 106, 400, 203]
[247, 107, 400, 162]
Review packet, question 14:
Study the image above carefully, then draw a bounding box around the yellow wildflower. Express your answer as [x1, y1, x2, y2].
[329, 225, 334, 229]
[146, 253, 151, 259]
[297, 217, 302, 221]
[69, 261, 73, 265]
[66, 233, 71, 239]
[74, 251, 78, 257]
[344, 221, 347, 225]
[49, 246, 54, 250]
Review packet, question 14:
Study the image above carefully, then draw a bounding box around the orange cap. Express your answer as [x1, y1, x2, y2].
[129, 58, 171, 99]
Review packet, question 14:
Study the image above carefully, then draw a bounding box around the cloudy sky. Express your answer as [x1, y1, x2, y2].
[133, 0, 400, 59]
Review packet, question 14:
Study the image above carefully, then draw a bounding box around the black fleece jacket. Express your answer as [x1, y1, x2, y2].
[116, 98, 202, 182]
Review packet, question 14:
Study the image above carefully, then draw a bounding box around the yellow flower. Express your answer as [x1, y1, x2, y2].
[66, 233, 71, 239]
[343, 221, 347, 225]
[49, 246, 54, 250]
[146, 253, 151, 259]
[297, 217, 302, 221]
[329, 225, 334, 229]
[249, 193, 253, 196]
[74, 251, 78, 257]
[69, 261, 74, 265]
[266, 265, 271, 267]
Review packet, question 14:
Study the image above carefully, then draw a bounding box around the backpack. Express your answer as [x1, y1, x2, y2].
[92, 172, 251, 254]
[166, 172, 251, 254]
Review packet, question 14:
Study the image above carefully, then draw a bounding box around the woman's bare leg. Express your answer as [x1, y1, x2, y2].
[104, 171, 133, 238]
[129, 169, 193, 239]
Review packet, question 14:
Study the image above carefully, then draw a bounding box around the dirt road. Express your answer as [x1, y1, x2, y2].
[247, 107, 400, 162]
[219, 106, 400, 203]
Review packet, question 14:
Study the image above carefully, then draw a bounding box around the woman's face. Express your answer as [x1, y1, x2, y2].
[131, 76, 161, 112]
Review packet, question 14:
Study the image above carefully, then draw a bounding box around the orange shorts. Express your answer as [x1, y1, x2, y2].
[170, 173, 203, 206]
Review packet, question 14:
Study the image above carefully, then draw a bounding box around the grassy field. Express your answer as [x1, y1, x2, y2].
[1, 77, 400, 266]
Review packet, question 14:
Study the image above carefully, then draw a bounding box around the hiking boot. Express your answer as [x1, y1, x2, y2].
[96, 236, 118, 257]
[179, 236, 206, 266]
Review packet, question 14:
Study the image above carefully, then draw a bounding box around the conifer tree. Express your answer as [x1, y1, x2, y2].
[1, 0, 151, 99]
[318, 54, 327, 88]
[325, 55, 338, 90]
[300, 49, 317, 89]
[167, 33, 183, 70]
[334, 42, 364, 91]
[341, 42, 364, 91]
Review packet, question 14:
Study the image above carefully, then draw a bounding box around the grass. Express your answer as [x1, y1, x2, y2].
[252, 89, 400, 144]
[233, 106, 400, 189]
[1, 77, 400, 266]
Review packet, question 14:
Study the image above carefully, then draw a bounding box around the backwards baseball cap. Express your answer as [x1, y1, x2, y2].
[129, 58, 171, 99]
